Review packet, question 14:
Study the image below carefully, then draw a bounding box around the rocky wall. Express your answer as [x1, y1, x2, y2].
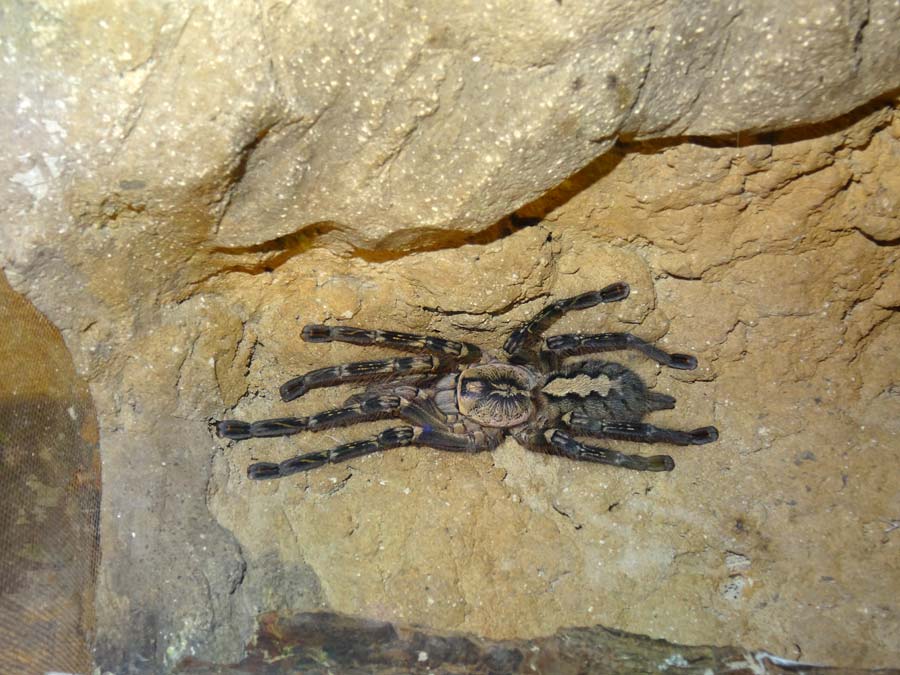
[1, 1, 898, 672]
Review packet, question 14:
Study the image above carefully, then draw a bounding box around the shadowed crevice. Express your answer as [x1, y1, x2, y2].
[194, 91, 898, 284]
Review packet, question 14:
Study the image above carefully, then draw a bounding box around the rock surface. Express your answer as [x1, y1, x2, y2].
[2, 1, 900, 257]
[204, 105, 900, 671]
[0, 1, 898, 673]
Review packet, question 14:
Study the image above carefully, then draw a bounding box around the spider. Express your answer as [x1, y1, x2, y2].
[216, 282, 718, 479]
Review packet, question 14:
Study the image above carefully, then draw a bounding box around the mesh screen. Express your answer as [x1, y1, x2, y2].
[0, 272, 101, 674]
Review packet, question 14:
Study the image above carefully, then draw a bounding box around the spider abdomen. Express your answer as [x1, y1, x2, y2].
[456, 363, 535, 428]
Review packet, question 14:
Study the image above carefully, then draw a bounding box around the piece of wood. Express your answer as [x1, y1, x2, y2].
[176, 611, 899, 674]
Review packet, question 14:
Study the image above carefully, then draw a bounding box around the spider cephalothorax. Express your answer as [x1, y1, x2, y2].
[216, 282, 718, 479]
[456, 364, 535, 427]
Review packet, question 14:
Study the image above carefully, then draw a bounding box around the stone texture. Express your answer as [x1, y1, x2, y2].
[0, 1, 899, 673]
[201, 109, 900, 668]
[3, 1, 900, 261]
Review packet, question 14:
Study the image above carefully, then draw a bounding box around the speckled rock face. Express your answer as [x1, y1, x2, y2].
[204, 108, 900, 669]
[39, 105, 900, 672]
[3, 1, 900, 261]
[1, 1, 899, 673]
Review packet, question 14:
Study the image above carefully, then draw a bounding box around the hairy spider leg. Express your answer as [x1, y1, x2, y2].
[417, 425, 501, 452]
[503, 281, 630, 357]
[248, 423, 501, 480]
[543, 333, 698, 370]
[544, 428, 674, 472]
[249, 426, 416, 479]
[280, 355, 442, 401]
[564, 412, 719, 445]
[216, 395, 404, 440]
[218, 387, 483, 441]
[302, 324, 482, 361]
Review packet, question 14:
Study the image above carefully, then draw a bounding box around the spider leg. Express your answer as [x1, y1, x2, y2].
[416, 425, 502, 452]
[564, 412, 718, 445]
[280, 355, 443, 401]
[218, 389, 467, 440]
[249, 426, 416, 479]
[302, 324, 482, 361]
[247, 424, 500, 479]
[543, 428, 675, 472]
[504, 282, 629, 357]
[543, 333, 697, 370]
[216, 395, 404, 440]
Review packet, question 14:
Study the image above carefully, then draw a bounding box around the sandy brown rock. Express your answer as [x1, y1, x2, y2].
[4, 1, 900, 266]
[201, 105, 898, 670]
[1, 2, 899, 672]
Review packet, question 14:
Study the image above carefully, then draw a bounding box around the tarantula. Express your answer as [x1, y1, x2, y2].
[216, 282, 718, 479]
